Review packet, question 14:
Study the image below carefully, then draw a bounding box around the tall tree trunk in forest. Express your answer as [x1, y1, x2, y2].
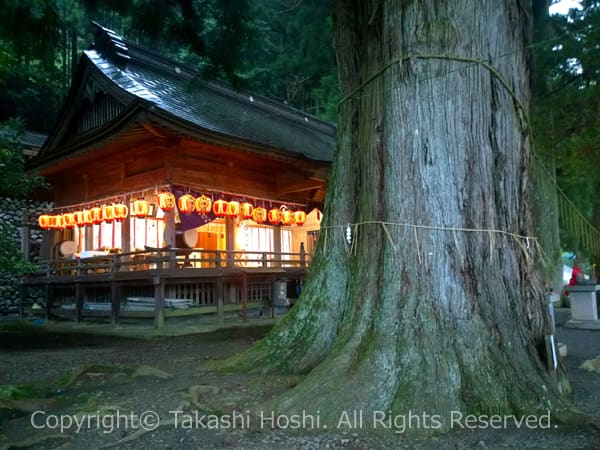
[224, 0, 575, 430]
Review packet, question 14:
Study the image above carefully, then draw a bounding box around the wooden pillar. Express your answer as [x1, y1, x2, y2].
[84, 226, 94, 252]
[154, 275, 165, 328]
[273, 225, 282, 267]
[241, 273, 248, 323]
[39, 229, 53, 261]
[45, 284, 54, 322]
[19, 283, 25, 320]
[216, 277, 224, 324]
[110, 281, 120, 325]
[163, 209, 176, 248]
[75, 283, 83, 323]
[299, 242, 306, 268]
[122, 213, 131, 253]
[225, 217, 235, 267]
[20, 211, 30, 261]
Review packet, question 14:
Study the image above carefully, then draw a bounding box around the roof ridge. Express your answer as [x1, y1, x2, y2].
[90, 22, 335, 134]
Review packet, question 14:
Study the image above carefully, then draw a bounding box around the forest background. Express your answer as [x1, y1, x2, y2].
[0, 0, 599, 282]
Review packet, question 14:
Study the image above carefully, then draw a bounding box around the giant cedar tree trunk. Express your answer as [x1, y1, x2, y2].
[225, 0, 574, 430]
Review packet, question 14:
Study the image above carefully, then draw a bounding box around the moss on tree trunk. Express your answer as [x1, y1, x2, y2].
[220, 0, 579, 433]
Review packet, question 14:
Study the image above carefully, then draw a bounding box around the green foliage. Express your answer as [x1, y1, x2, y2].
[0, 119, 49, 198]
[0, 0, 338, 129]
[0, 119, 48, 276]
[532, 1, 600, 253]
[239, 0, 338, 121]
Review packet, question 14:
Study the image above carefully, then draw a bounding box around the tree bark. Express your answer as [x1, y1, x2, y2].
[223, 0, 576, 431]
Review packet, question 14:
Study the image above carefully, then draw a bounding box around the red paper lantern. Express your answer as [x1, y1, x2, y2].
[90, 206, 103, 224]
[38, 215, 52, 230]
[240, 202, 254, 219]
[252, 207, 267, 223]
[54, 215, 66, 230]
[227, 201, 240, 217]
[280, 209, 295, 226]
[158, 192, 176, 211]
[195, 195, 212, 214]
[63, 212, 76, 228]
[293, 211, 306, 226]
[213, 199, 228, 217]
[73, 210, 84, 226]
[132, 199, 150, 218]
[102, 204, 115, 222]
[268, 208, 281, 225]
[82, 209, 93, 226]
[113, 203, 128, 221]
[178, 194, 195, 214]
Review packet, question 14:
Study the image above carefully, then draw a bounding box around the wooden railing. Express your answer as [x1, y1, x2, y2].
[27, 247, 311, 278]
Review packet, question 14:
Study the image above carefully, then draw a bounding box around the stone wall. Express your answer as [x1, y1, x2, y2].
[0, 197, 52, 313]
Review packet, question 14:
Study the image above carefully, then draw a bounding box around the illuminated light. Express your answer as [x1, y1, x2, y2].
[101, 204, 115, 222]
[178, 194, 195, 214]
[73, 210, 84, 226]
[38, 214, 52, 230]
[195, 195, 212, 214]
[280, 209, 295, 226]
[240, 202, 254, 219]
[268, 208, 281, 225]
[63, 212, 76, 228]
[213, 199, 228, 217]
[252, 207, 267, 223]
[82, 209, 93, 226]
[113, 203, 128, 221]
[158, 192, 176, 211]
[132, 199, 150, 218]
[227, 201, 240, 217]
[90, 206, 103, 224]
[54, 215, 66, 230]
[293, 210, 306, 226]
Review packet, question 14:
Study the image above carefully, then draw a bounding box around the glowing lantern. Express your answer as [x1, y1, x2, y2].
[280, 209, 295, 226]
[251, 207, 266, 223]
[54, 215, 66, 230]
[268, 208, 281, 225]
[240, 202, 254, 219]
[101, 204, 115, 222]
[132, 198, 150, 218]
[82, 209, 93, 226]
[73, 210, 84, 226]
[158, 192, 176, 211]
[213, 199, 228, 217]
[113, 203, 128, 221]
[90, 206, 103, 224]
[64, 212, 76, 228]
[195, 195, 212, 214]
[227, 201, 240, 217]
[293, 210, 306, 226]
[178, 194, 195, 214]
[38, 214, 52, 230]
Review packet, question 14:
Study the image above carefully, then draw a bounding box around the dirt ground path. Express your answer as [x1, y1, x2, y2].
[0, 317, 599, 449]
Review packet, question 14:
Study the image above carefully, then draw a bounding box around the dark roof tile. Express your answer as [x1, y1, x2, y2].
[84, 25, 335, 163]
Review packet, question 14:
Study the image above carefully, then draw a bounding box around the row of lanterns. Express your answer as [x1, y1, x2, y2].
[39, 192, 309, 229]
[38, 203, 129, 230]
[175, 193, 307, 226]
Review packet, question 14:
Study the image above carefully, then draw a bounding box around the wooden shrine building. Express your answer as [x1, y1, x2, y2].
[23, 23, 334, 327]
